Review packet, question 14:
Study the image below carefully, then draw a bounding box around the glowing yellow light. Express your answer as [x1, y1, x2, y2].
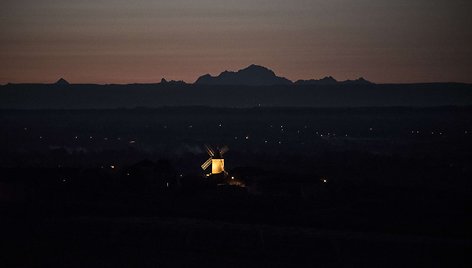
[212, 159, 224, 174]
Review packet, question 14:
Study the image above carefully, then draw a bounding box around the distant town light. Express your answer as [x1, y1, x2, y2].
[231, 176, 235, 180]
[129, 140, 136, 144]
[110, 165, 115, 169]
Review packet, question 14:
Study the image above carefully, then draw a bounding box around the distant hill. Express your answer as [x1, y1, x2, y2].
[295, 76, 372, 86]
[295, 76, 338, 86]
[1, 82, 471, 109]
[1, 65, 471, 109]
[55, 78, 70, 86]
[195, 64, 292, 86]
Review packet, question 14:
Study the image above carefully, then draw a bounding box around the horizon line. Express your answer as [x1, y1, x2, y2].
[2, 64, 472, 85]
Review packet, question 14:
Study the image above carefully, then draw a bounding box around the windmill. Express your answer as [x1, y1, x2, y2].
[201, 145, 229, 175]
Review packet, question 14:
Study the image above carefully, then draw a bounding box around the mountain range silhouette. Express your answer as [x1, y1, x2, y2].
[194, 64, 371, 86]
[195, 64, 292, 86]
[1, 64, 471, 109]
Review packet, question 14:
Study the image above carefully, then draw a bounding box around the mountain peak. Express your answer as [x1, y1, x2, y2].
[195, 64, 291, 86]
[244, 64, 270, 71]
[55, 78, 70, 85]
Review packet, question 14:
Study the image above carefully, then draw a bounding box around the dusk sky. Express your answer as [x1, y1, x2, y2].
[1, 0, 471, 84]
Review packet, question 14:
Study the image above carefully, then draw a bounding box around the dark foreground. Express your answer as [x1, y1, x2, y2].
[2, 216, 470, 268]
[1, 107, 471, 267]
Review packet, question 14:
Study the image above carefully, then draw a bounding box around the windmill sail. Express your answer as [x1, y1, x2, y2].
[201, 157, 212, 170]
[205, 144, 215, 157]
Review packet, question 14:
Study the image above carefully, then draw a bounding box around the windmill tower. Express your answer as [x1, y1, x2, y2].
[201, 145, 229, 175]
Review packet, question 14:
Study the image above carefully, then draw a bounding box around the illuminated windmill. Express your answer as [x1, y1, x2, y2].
[201, 145, 229, 175]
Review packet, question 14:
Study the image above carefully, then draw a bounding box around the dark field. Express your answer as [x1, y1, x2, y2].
[1, 107, 472, 267]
